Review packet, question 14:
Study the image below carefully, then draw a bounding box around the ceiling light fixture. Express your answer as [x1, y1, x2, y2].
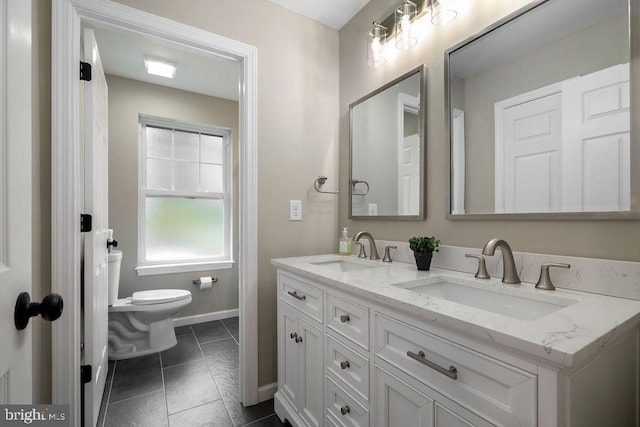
[144, 58, 177, 79]
[395, 0, 417, 50]
[367, 22, 388, 68]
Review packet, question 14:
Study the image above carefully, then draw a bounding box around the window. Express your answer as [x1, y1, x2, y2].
[136, 115, 233, 275]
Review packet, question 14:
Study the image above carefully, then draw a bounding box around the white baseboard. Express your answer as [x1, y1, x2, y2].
[257, 382, 277, 403]
[173, 308, 239, 327]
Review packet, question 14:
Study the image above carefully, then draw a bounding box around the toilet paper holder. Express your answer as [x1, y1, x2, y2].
[193, 276, 218, 285]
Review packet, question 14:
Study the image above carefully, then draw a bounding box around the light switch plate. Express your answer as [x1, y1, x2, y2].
[290, 200, 302, 221]
[368, 203, 378, 216]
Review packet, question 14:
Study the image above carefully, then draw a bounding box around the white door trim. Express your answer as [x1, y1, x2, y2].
[51, 1, 259, 424]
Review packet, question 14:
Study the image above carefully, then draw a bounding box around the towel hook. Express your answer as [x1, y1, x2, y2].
[351, 179, 370, 196]
[314, 176, 339, 194]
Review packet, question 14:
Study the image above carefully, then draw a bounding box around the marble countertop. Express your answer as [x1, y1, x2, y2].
[272, 254, 640, 368]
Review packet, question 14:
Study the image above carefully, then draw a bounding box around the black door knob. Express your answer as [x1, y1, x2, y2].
[14, 292, 64, 330]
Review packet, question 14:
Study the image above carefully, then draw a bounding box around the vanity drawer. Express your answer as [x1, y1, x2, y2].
[327, 293, 369, 350]
[326, 376, 369, 427]
[279, 272, 323, 322]
[326, 334, 370, 403]
[374, 313, 536, 427]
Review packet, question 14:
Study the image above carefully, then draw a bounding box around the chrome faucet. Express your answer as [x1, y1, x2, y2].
[353, 231, 380, 261]
[481, 238, 521, 284]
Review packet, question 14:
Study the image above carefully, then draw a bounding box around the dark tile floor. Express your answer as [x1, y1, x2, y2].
[98, 317, 284, 427]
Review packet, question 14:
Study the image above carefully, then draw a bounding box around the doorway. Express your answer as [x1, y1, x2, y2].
[52, 1, 258, 425]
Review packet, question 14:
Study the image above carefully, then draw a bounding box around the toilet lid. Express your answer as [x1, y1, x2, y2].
[131, 289, 191, 305]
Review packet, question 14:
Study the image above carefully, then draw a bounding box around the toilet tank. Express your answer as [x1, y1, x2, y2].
[107, 250, 122, 306]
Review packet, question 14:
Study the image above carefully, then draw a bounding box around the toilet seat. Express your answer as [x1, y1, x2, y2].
[131, 289, 191, 305]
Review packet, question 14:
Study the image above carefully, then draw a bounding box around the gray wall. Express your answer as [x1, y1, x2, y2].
[106, 74, 240, 317]
[339, 0, 640, 262]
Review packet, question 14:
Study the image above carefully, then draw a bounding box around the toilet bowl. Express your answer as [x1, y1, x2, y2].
[107, 250, 192, 360]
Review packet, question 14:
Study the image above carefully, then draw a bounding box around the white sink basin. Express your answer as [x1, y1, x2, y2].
[310, 259, 376, 273]
[393, 276, 577, 321]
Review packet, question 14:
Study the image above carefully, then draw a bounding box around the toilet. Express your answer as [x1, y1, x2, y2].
[107, 250, 192, 360]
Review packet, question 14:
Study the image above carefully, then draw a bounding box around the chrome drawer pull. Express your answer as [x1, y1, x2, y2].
[287, 290, 306, 301]
[407, 350, 458, 380]
[340, 314, 350, 323]
[340, 405, 350, 416]
[340, 360, 350, 370]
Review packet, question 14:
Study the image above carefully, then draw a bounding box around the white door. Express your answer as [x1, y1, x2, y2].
[82, 28, 109, 427]
[563, 64, 630, 212]
[496, 92, 563, 213]
[0, 0, 33, 403]
[495, 64, 630, 213]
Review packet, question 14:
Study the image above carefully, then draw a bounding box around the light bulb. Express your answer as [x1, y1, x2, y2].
[368, 22, 387, 67]
[395, 1, 417, 50]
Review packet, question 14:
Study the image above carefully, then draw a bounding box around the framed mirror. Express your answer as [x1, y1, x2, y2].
[350, 65, 426, 219]
[445, 0, 640, 219]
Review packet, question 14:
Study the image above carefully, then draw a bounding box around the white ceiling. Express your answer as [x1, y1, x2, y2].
[266, 0, 370, 30]
[90, 25, 240, 101]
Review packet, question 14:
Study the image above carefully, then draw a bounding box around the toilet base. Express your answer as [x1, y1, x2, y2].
[108, 315, 178, 360]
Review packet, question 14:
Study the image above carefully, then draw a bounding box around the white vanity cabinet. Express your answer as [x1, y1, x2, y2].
[374, 313, 536, 426]
[373, 363, 494, 427]
[277, 272, 325, 427]
[274, 267, 640, 427]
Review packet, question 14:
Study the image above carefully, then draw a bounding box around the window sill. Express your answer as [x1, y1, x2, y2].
[135, 260, 235, 276]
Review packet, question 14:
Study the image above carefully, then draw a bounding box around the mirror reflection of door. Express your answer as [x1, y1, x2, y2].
[495, 64, 630, 213]
[398, 93, 420, 215]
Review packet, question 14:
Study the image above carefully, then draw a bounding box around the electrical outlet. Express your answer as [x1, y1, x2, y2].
[290, 200, 302, 221]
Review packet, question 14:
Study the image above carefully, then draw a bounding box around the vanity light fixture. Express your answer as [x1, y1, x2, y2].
[144, 58, 177, 79]
[395, 0, 418, 50]
[367, 0, 461, 66]
[430, 0, 458, 26]
[367, 22, 388, 68]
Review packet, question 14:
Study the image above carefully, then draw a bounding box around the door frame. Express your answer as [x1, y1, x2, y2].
[51, 1, 258, 424]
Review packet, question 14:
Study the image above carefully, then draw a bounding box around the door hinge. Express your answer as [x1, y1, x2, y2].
[81, 365, 92, 384]
[80, 61, 92, 81]
[80, 214, 92, 232]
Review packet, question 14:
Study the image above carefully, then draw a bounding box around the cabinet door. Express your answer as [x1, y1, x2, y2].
[434, 404, 476, 427]
[298, 316, 324, 427]
[374, 366, 434, 427]
[279, 306, 299, 408]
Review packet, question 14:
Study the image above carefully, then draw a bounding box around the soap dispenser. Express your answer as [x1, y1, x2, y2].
[339, 227, 352, 256]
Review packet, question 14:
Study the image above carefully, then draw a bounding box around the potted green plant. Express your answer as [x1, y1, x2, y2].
[409, 236, 440, 271]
